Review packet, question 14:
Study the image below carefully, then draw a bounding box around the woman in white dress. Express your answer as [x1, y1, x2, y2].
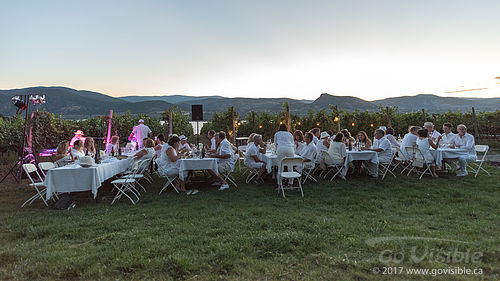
[325, 133, 346, 166]
[293, 130, 305, 156]
[274, 124, 295, 164]
[105, 136, 120, 155]
[158, 136, 186, 191]
[54, 141, 72, 167]
[134, 138, 156, 159]
[416, 129, 442, 177]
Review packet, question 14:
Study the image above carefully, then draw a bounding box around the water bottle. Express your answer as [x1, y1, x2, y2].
[348, 142, 352, 151]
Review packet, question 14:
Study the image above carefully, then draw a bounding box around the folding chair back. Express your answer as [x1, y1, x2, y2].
[22, 164, 48, 207]
[38, 162, 56, 178]
[470, 145, 490, 177]
[278, 157, 303, 175]
[277, 157, 304, 198]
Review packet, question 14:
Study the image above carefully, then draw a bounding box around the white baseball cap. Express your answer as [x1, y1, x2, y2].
[138, 119, 144, 123]
[179, 135, 187, 141]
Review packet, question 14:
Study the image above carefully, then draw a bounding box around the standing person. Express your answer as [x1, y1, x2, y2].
[131, 119, 152, 150]
[208, 131, 234, 191]
[84, 137, 96, 157]
[450, 124, 477, 177]
[274, 124, 295, 164]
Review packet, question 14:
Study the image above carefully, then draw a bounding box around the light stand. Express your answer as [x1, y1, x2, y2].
[0, 94, 45, 184]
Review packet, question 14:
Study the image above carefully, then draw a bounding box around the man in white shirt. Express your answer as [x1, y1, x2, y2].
[131, 119, 152, 149]
[301, 133, 317, 168]
[363, 129, 392, 177]
[399, 126, 420, 159]
[178, 135, 192, 153]
[244, 134, 267, 184]
[209, 131, 234, 190]
[311, 128, 320, 145]
[315, 131, 330, 166]
[424, 122, 441, 142]
[440, 123, 456, 145]
[450, 124, 477, 176]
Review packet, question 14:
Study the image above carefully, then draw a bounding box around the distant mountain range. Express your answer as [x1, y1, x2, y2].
[1, 86, 499, 119]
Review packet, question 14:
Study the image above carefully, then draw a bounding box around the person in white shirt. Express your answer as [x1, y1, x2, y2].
[301, 133, 317, 168]
[178, 135, 192, 154]
[274, 124, 295, 165]
[105, 136, 120, 155]
[158, 136, 186, 192]
[450, 124, 477, 176]
[311, 128, 320, 145]
[362, 129, 392, 177]
[207, 130, 217, 152]
[134, 138, 156, 159]
[131, 120, 152, 150]
[154, 134, 166, 156]
[71, 140, 85, 160]
[325, 133, 346, 166]
[315, 131, 330, 166]
[416, 129, 442, 177]
[400, 126, 420, 159]
[208, 131, 234, 190]
[244, 134, 267, 184]
[293, 130, 305, 156]
[424, 122, 441, 142]
[384, 128, 400, 147]
[440, 123, 456, 145]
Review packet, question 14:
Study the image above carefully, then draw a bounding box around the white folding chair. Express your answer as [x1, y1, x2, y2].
[157, 158, 180, 195]
[277, 157, 304, 198]
[321, 151, 345, 181]
[221, 154, 239, 187]
[22, 164, 49, 207]
[392, 146, 412, 174]
[111, 161, 142, 204]
[120, 159, 151, 193]
[38, 161, 56, 179]
[379, 150, 396, 180]
[237, 145, 247, 172]
[406, 147, 433, 179]
[243, 151, 259, 184]
[468, 145, 490, 178]
[301, 162, 318, 184]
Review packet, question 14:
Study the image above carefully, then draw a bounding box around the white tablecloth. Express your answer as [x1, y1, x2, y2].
[261, 152, 301, 173]
[45, 158, 133, 199]
[431, 148, 469, 169]
[343, 150, 378, 176]
[178, 158, 218, 180]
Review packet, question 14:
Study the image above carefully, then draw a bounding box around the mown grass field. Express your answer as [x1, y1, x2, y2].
[0, 159, 499, 281]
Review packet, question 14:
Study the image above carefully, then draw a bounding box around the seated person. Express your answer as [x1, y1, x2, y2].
[325, 132, 346, 166]
[362, 129, 392, 177]
[208, 131, 234, 191]
[301, 133, 317, 168]
[84, 137, 96, 157]
[158, 136, 186, 191]
[134, 138, 156, 159]
[105, 136, 120, 155]
[449, 124, 477, 177]
[356, 131, 372, 149]
[441, 122, 456, 145]
[416, 129, 442, 177]
[154, 134, 166, 156]
[206, 130, 217, 153]
[314, 131, 330, 166]
[341, 129, 356, 147]
[399, 126, 420, 159]
[384, 128, 400, 147]
[424, 122, 441, 142]
[54, 141, 71, 167]
[293, 130, 305, 155]
[178, 135, 192, 153]
[310, 127, 320, 145]
[244, 134, 267, 184]
[71, 140, 85, 160]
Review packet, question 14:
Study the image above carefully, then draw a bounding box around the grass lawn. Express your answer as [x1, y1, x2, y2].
[0, 162, 499, 281]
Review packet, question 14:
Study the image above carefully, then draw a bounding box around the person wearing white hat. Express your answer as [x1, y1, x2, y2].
[131, 119, 152, 150]
[424, 122, 441, 142]
[178, 135, 193, 153]
[314, 131, 330, 166]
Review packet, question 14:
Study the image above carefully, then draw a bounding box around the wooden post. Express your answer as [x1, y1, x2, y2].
[471, 107, 479, 137]
[168, 109, 173, 135]
[336, 105, 340, 132]
[386, 106, 392, 128]
[231, 106, 236, 144]
[421, 109, 426, 123]
[287, 105, 291, 132]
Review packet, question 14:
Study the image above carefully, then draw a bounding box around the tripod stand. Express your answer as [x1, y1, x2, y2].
[0, 95, 32, 184]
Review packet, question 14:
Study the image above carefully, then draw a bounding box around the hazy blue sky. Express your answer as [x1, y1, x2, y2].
[1, 0, 499, 100]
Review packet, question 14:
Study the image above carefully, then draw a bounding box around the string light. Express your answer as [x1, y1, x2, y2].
[334, 116, 339, 122]
[297, 122, 301, 126]
[351, 122, 355, 127]
[259, 125, 262, 129]
[279, 121, 283, 125]
[316, 122, 320, 126]
[370, 123, 374, 127]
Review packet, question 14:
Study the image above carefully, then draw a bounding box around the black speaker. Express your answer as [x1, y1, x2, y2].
[191, 104, 203, 121]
